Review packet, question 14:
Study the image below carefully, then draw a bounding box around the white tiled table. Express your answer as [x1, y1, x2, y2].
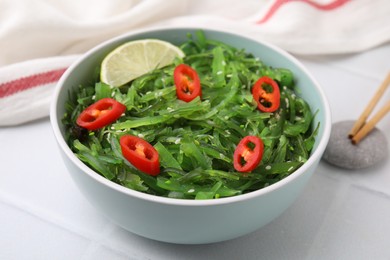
[1, 43, 389, 260]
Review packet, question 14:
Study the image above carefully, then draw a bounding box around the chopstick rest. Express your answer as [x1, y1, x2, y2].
[323, 120, 388, 169]
[323, 72, 390, 169]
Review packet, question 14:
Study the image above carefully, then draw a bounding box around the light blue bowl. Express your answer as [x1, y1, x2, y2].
[50, 27, 331, 244]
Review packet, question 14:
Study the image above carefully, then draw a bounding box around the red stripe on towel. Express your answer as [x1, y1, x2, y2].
[256, 0, 350, 24]
[0, 68, 67, 98]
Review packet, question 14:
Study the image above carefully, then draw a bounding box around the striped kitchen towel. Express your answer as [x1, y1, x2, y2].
[1, 0, 389, 126]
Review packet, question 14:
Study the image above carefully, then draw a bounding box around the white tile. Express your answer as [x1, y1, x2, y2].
[306, 184, 390, 259]
[0, 120, 110, 235]
[0, 202, 89, 260]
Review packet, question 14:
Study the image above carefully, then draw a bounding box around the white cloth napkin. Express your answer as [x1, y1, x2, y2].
[1, 0, 390, 126]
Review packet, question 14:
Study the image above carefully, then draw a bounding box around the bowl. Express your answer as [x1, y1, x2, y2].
[50, 27, 331, 244]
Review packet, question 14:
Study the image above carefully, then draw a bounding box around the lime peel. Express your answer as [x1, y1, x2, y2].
[100, 39, 184, 87]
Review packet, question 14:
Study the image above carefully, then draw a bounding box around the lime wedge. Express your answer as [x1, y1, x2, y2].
[101, 39, 184, 87]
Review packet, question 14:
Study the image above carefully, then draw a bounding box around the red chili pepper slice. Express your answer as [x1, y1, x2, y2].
[76, 98, 126, 130]
[252, 76, 280, 113]
[233, 136, 264, 172]
[120, 135, 160, 176]
[173, 64, 201, 102]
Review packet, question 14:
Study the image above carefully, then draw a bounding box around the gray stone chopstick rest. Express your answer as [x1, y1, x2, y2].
[323, 120, 389, 169]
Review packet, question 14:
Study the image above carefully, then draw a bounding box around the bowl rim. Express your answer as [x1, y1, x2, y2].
[50, 26, 331, 207]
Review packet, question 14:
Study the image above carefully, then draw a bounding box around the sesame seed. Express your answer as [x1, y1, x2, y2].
[265, 165, 271, 170]
[188, 189, 195, 193]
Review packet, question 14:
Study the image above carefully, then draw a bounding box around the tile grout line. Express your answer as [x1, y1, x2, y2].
[350, 182, 390, 200]
[0, 191, 102, 247]
[299, 56, 386, 81]
[0, 191, 143, 259]
[324, 62, 385, 81]
[79, 222, 136, 260]
[304, 179, 351, 259]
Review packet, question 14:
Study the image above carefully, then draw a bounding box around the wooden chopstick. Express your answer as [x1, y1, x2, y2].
[349, 72, 390, 144]
[352, 100, 390, 144]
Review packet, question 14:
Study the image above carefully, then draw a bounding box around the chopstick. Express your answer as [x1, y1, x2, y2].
[348, 72, 390, 144]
